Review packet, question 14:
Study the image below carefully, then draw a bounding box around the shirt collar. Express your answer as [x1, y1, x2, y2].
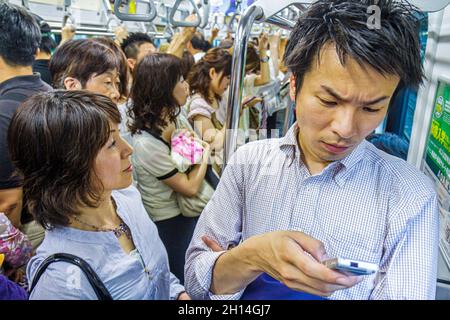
[279, 123, 367, 183]
[0, 74, 43, 94]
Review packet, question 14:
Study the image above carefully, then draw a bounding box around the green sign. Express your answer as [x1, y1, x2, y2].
[425, 80, 450, 192]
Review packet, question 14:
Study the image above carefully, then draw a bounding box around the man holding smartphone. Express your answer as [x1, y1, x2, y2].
[185, 0, 438, 300]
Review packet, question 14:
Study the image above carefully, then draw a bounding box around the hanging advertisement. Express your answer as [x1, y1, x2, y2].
[423, 77, 450, 268]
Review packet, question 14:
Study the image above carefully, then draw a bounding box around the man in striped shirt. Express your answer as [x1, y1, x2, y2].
[185, 0, 438, 299]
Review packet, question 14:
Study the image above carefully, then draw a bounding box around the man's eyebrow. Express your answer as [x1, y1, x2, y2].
[320, 85, 389, 106]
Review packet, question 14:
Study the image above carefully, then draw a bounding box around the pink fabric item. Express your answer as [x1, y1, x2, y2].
[171, 131, 204, 165]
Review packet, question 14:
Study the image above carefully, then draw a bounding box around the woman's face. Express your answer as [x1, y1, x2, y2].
[93, 122, 133, 192]
[84, 69, 121, 104]
[210, 69, 231, 97]
[172, 76, 189, 106]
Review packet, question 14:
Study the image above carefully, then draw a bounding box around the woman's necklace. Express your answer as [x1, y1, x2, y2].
[71, 214, 132, 240]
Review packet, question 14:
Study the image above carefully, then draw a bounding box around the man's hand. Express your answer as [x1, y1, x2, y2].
[242, 231, 362, 296]
[211, 230, 362, 297]
[114, 25, 129, 45]
[60, 24, 76, 45]
[177, 292, 192, 300]
[269, 32, 281, 50]
[202, 235, 224, 251]
[258, 32, 269, 53]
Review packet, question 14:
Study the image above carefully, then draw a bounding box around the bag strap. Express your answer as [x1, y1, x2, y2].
[0, 92, 28, 103]
[29, 253, 113, 300]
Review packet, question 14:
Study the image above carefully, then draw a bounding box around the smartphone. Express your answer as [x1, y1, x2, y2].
[322, 257, 378, 275]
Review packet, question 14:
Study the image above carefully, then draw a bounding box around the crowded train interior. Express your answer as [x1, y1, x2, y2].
[0, 0, 450, 301]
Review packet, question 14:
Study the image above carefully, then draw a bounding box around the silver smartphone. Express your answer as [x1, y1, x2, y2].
[322, 257, 379, 275]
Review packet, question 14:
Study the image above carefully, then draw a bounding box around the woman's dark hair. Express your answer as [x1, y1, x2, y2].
[50, 39, 123, 92]
[187, 47, 232, 104]
[284, 0, 424, 97]
[7, 90, 121, 230]
[181, 50, 195, 80]
[129, 53, 184, 136]
[245, 43, 260, 74]
[92, 37, 130, 98]
[0, 2, 41, 66]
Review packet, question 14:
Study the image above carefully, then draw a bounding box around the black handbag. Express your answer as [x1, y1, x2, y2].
[29, 253, 113, 300]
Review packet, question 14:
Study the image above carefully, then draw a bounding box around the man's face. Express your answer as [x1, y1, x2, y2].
[136, 42, 156, 63]
[291, 43, 400, 170]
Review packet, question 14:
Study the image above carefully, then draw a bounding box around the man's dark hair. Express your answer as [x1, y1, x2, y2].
[191, 33, 211, 52]
[284, 0, 424, 96]
[31, 13, 57, 55]
[8, 90, 121, 229]
[0, 2, 41, 66]
[120, 32, 155, 59]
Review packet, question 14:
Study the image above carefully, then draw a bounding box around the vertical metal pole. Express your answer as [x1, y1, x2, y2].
[223, 5, 264, 168]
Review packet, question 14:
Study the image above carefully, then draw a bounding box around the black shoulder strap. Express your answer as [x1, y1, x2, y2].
[29, 253, 113, 300]
[0, 92, 28, 103]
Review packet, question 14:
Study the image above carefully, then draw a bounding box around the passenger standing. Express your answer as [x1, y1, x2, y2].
[130, 53, 212, 284]
[185, 0, 438, 300]
[50, 39, 125, 105]
[186, 48, 232, 171]
[10, 91, 189, 300]
[0, 2, 52, 251]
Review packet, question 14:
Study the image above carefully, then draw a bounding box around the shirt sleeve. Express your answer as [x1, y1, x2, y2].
[169, 272, 186, 300]
[187, 98, 213, 121]
[184, 145, 250, 300]
[370, 189, 439, 300]
[133, 138, 178, 180]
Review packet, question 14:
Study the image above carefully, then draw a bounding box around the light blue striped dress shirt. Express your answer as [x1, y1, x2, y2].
[185, 124, 439, 300]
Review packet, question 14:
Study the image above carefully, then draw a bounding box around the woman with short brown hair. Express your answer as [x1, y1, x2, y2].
[8, 90, 188, 300]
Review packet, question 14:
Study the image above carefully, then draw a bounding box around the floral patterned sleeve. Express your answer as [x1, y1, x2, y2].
[0, 213, 33, 270]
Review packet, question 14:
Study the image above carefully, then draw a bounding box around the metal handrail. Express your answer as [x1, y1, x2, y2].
[169, 0, 201, 28]
[223, 5, 264, 167]
[223, 0, 450, 167]
[113, 0, 157, 22]
[223, 1, 306, 167]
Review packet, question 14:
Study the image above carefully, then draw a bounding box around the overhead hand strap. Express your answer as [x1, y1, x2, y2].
[199, 0, 210, 29]
[114, 0, 157, 22]
[169, 0, 201, 28]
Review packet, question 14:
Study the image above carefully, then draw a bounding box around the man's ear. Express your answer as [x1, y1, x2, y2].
[63, 77, 82, 90]
[127, 58, 136, 71]
[289, 74, 297, 101]
[35, 48, 41, 58]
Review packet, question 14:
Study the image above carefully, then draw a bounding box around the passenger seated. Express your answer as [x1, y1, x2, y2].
[129, 53, 212, 284]
[9, 90, 189, 300]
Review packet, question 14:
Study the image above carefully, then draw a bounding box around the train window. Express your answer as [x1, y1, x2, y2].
[384, 13, 429, 143]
